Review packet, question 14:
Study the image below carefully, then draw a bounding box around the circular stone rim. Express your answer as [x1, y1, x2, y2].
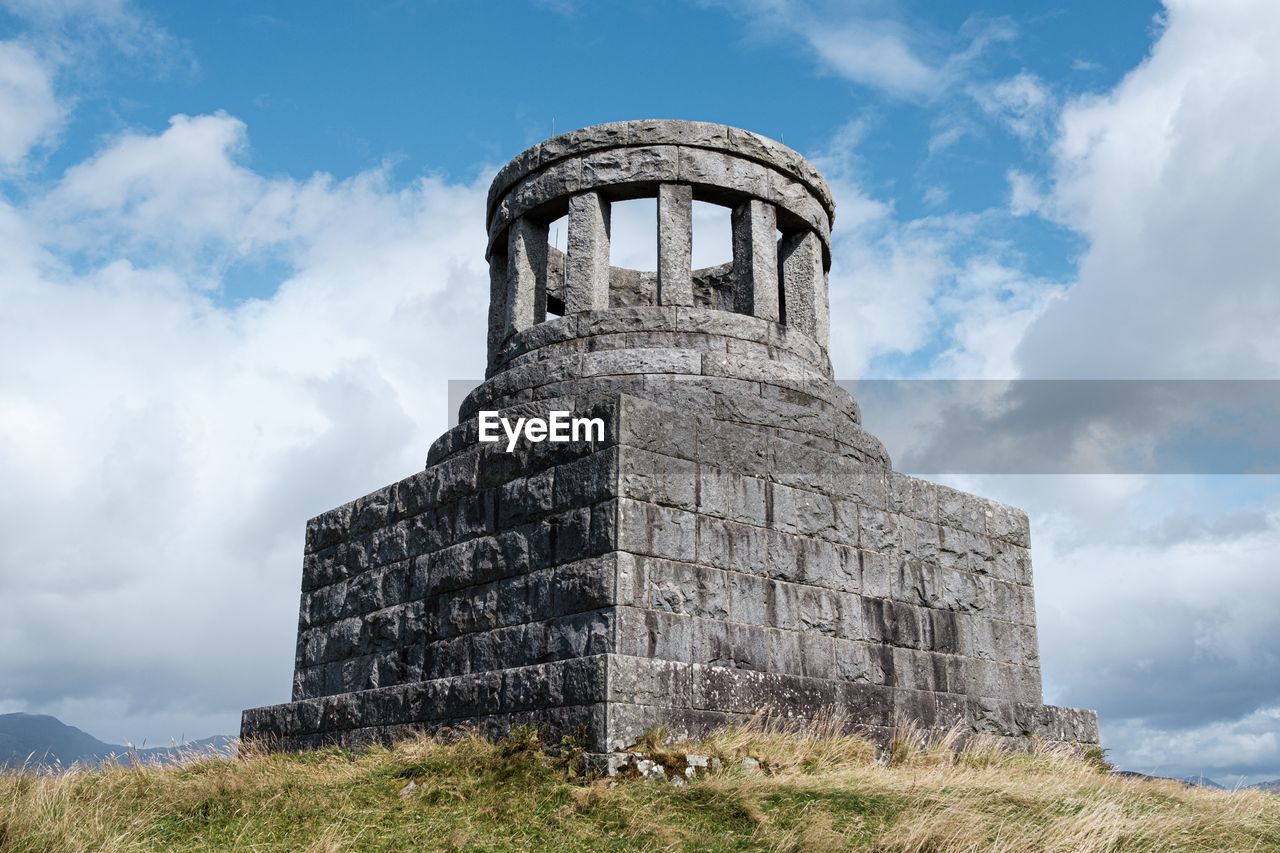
[486, 119, 835, 228]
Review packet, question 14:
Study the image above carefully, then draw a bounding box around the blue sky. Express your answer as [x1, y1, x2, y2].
[2, 0, 1279, 784]
[21, 2, 1154, 183]
[6, 0, 1157, 308]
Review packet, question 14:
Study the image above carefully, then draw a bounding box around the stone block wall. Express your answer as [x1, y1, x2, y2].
[243, 393, 1097, 752]
[291, 396, 620, 703]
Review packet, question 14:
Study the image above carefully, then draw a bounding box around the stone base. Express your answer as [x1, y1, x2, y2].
[245, 392, 1099, 755]
[242, 653, 1097, 753]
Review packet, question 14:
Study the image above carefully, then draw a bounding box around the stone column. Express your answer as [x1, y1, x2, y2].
[565, 191, 611, 314]
[731, 199, 779, 321]
[815, 268, 829, 350]
[778, 230, 824, 339]
[505, 215, 549, 333]
[486, 251, 509, 368]
[657, 183, 693, 307]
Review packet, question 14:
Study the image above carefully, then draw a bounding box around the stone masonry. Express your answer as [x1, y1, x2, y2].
[241, 121, 1099, 753]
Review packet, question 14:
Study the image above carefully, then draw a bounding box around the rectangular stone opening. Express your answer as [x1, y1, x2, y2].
[608, 198, 657, 272]
[692, 200, 732, 268]
[546, 215, 568, 317]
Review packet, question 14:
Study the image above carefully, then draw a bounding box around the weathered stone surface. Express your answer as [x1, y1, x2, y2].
[565, 191, 611, 314]
[778, 229, 823, 338]
[731, 198, 779, 322]
[486, 120, 834, 227]
[505, 216, 548, 335]
[486, 251, 509, 372]
[245, 119, 1098, 757]
[657, 183, 693, 307]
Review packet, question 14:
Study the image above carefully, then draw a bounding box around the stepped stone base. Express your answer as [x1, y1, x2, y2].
[242, 654, 1096, 753]
[242, 392, 1097, 753]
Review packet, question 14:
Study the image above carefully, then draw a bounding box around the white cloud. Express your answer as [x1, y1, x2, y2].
[713, 0, 1014, 102]
[806, 115, 1064, 380]
[1018, 0, 1280, 378]
[0, 0, 185, 68]
[0, 41, 64, 170]
[964, 0, 1280, 780]
[965, 0, 1280, 770]
[943, 472, 1280, 783]
[922, 185, 948, 207]
[1034, 482, 1280, 781]
[1006, 168, 1043, 216]
[818, 178, 1063, 379]
[1109, 706, 1280, 784]
[805, 19, 939, 98]
[0, 109, 494, 743]
[971, 71, 1052, 139]
[0, 105, 753, 744]
[929, 257, 1065, 377]
[827, 213, 948, 374]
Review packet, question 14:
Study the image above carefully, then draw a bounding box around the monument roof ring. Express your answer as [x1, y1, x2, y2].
[484, 120, 836, 265]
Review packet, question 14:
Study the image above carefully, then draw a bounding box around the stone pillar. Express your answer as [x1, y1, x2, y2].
[731, 199, 779, 321]
[565, 191, 611, 314]
[506, 216, 549, 334]
[778, 230, 824, 339]
[486, 251, 509, 368]
[657, 183, 693, 307]
[815, 268, 829, 350]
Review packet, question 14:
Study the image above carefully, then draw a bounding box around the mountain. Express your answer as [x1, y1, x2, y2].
[0, 712, 232, 770]
[1181, 775, 1227, 789]
[1114, 770, 1278, 792]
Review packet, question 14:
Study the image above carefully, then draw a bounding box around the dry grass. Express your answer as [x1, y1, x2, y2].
[1, 718, 1277, 852]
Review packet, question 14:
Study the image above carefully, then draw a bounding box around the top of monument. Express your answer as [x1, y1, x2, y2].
[481, 118, 839, 379]
[486, 119, 835, 230]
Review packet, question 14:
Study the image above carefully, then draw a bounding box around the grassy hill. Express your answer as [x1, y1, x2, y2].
[2, 719, 1277, 852]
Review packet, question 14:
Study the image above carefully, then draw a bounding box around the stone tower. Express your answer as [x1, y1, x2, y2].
[241, 121, 1098, 753]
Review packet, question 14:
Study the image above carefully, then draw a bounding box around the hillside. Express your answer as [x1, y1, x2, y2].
[2, 720, 1278, 852]
[0, 713, 230, 771]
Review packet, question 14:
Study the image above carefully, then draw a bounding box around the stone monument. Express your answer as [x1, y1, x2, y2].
[241, 120, 1099, 753]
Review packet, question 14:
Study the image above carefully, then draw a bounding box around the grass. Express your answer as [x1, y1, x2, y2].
[2, 716, 1277, 852]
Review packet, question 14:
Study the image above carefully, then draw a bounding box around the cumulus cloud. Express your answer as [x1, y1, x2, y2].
[0, 105, 495, 743]
[915, 474, 1250, 780]
[930, 473, 1279, 783]
[1018, 0, 1280, 378]
[976, 3, 1280, 779]
[1110, 706, 1280, 781]
[820, 194, 1064, 378]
